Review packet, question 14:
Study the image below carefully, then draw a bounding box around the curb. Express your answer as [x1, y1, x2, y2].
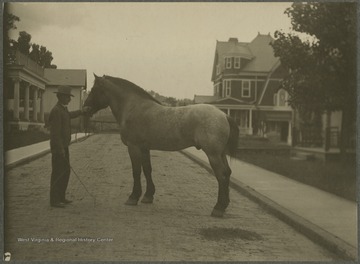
[5, 134, 92, 171]
[5, 149, 51, 171]
[180, 150, 357, 261]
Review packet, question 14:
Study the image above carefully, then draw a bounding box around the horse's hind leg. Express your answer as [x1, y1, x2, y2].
[141, 149, 155, 204]
[222, 153, 232, 189]
[206, 153, 231, 217]
[125, 145, 143, 205]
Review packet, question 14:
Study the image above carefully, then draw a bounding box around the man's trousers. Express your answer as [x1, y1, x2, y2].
[50, 148, 70, 204]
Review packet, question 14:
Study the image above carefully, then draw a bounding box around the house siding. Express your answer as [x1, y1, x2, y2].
[270, 64, 287, 79]
[260, 80, 282, 106]
[208, 34, 293, 144]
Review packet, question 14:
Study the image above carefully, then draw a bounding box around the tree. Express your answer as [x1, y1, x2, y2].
[39, 46, 57, 68]
[29, 43, 40, 62]
[271, 2, 357, 152]
[164, 97, 177, 107]
[16, 31, 32, 55]
[3, 4, 20, 63]
[29, 44, 57, 68]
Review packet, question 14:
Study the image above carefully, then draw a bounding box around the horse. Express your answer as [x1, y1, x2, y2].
[83, 74, 239, 217]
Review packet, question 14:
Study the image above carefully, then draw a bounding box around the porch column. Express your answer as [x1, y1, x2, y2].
[32, 87, 38, 122]
[24, 83, 30, 121]
[227, 108, 230, 115]
[324, 111, 331, 152]
[287, 121, 292, 145]
[248, 109, 253, 135]
[13, 78, 20, 120]
[39, 90, 45, 122]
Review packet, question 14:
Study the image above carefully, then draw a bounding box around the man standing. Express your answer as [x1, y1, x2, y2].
[48, 85, 89, 208]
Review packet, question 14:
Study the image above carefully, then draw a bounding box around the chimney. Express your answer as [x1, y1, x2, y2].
[228, 38, 238, 43]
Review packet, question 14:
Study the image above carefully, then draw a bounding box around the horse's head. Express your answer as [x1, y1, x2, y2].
[83, 74, 111, 116]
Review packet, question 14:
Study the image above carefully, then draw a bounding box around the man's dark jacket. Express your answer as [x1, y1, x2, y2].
[48, 102, 81, 154]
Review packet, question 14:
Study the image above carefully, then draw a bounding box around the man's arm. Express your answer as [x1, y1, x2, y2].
[69, 107, 91, 119]
[49, 108, 65, 156]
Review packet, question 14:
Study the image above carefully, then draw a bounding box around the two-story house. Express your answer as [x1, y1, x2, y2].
[195, 33, 293, 145]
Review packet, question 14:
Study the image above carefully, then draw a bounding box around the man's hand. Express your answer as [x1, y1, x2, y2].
[81, 106, 92, 115]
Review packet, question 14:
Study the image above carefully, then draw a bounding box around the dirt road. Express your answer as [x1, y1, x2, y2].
[4, 133, 339, 261]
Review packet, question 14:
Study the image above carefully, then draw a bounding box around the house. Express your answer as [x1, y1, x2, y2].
[4, 50, 48, 131]
[4, 49, 88, 132]
[44, 69, 87, 130]
[195, 33, 293, 144]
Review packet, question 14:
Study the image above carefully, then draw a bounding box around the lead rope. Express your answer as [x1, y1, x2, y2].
[70, 165, 96, 207]
[71, 115, 96, 206]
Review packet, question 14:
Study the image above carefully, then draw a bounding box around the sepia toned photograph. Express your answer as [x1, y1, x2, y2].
[2, 1, 357, 262]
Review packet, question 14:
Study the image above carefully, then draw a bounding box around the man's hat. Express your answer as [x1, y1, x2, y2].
[54, 85, 74, 97]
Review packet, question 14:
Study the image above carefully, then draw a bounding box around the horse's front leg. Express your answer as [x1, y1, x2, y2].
[140, 149, 155, 204]
[125, 145, 142, 205]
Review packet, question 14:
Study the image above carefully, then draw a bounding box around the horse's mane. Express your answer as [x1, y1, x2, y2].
[103, 75, 161, 105]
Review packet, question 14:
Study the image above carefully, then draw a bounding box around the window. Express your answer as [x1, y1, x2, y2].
[216, 64, 221, 75]
[223, 80, 231, 97]
[276, 89, 287, 106]
[234, 57, 241, 69]
[278, 90, 286, 106]
[242, 80, 251, 97]
[225, 57, 232, 69]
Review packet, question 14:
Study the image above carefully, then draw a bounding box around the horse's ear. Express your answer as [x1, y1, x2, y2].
[93, 73, 99, 80]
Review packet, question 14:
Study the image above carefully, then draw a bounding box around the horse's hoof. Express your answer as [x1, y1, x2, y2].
[141, 196, 154, 204]
[125, 198, 138, 206]
[211, 208, 225, 218]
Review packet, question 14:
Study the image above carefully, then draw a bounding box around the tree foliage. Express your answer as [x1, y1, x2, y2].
[271, 2, 357, 150]
[14, 31, 57, 69]
[16, 31, 32, 55]
[148, 90, 193, 106]
[4, 5, 57, 69]
[271, 2, 356, 114]
[3, 5, 19, 63]
[29, 44, 57, 68]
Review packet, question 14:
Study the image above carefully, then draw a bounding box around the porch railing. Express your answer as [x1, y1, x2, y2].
[6, 49, 44, 77]
[293, 126, 340, 150]
[293, 127, 323, 148]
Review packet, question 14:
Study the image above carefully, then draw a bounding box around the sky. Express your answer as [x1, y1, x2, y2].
[8, 2, 293, 99]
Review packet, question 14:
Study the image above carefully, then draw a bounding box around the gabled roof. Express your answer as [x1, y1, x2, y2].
[44, 69, 87, 88]
[212, 33, 280, 81]
[216, 38, 253, 59]
[243, 34, 279, 72]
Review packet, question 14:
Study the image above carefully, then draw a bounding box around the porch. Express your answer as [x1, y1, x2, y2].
[219, 108, 293, 145]
[5, 50, 48, 131]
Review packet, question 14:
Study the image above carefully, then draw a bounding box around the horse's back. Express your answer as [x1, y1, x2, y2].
[122, 102, 230, 152]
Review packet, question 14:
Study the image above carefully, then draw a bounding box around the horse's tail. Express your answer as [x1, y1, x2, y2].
[226, 115, 239, 157]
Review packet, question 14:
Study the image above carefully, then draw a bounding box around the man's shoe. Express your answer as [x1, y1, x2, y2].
[62, 199, 73, 204]
[51, 202, 66, 208]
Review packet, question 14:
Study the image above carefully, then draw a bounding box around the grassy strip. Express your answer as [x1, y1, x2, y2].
[4, 131, 50, 151]
[235, 151, 356, 202]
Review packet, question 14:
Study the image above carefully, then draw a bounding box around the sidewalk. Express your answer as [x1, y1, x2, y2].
[181, 147, 357, 261]
[5, 133, 90, 169]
